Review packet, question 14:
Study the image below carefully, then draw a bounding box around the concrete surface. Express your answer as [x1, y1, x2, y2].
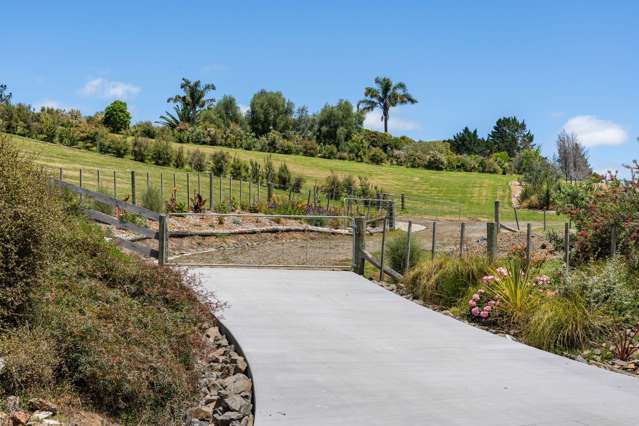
[197, 268, 639, 426]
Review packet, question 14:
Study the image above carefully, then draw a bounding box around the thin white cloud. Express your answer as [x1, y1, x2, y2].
[562, 115, 627, 147]
[239, 104, 250, 114]
[79, 78, 141, 100]
[363, 111, 420, 132]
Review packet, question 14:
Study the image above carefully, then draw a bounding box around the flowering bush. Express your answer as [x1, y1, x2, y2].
[467, 289, 498, 322]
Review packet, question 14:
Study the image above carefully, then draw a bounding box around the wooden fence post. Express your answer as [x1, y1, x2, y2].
[267, 182, 273, 204]
[96, 169, 100, 191]
[197, 172, 201, 195]
[487, 222, 497, 262]
[494, 200, 500, 233]
[379, 216, 388, 282]
[79, 168, 83, 188]
[209, 173, 214, 210]
[352, 217, 366, 275]
[219, 176, 223, 205]
[186, 173, 190, 203]
[146, 172, 150, 188]
[130, 171, 136, 205]
[400, 193, 405, 211]
[248, 182, 252, 208]
[160, 173, 164, 204]
[257, 179, 261, 202]
[611, 227, 617, 257]
[431, 221, 437, 260]
[158, 214, 169, 265]
[526, 223, 532, 265]
[543, 209, 547, 231]
[564, 222, 570, 269]
[113, 171, 117, 198]
[404, 220, 413, 274]
[173, 173, 176, 191]
[513, 207, 520, 231]
[228, 176, 232, 205]
[459, 222, 466, 257]
[240, 180, 243, 206]
[59, 167, 63, 181]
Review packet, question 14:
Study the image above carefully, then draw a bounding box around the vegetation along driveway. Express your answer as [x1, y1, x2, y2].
[197, 268, 639, 425]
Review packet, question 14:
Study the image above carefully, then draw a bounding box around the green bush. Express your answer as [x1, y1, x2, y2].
[276, 162, 292, 189]
[188, 149, 207, 172]
[403, 254, 490, 308]
[210, 151, 230, 176]
[150, 138, 174, 166]
[0, 137, 63, 324]
[385, 232, 425, 273]
[132, 136, 151, 162]
[174, 146, 186, 168]
[524, 295, 606, 351]
[367, 147, 387, 165]
[141, 185, 163, 212]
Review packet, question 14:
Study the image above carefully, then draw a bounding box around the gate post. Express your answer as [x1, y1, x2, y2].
[158, 214, 169, 265]
[352, 217, 366, 275]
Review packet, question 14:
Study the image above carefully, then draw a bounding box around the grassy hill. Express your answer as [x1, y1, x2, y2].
[8, 132, 550, 221]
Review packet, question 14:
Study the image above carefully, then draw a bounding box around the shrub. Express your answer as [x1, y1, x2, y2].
[141, 185, 163, 212]
[150, 138, 174, 166]
[188, 149, 207, 172]
[480, 157, 502, 174]
[108, 135, 130, 158]
[291, 176, 304, 193]
[132, 137, 151, 162]
[276, 162, 292, 189]
[403, 254, 490, 308]
[229, 156, 248, 180]
[319, 144, 338, 159]
[424, 151, 447, 170]
[210, 151, 230, 176]
[0, 326, 60, 393]
[130, 121, 157, 139]
[385, 232, 425, 273]
[174, 146, 186, 168]
[300, 139, 319, 157]
[322, 172, 342, 200]
[0, 137, 62, 323]
[367, 147, 387, 165]
[523, 295, 606, 351]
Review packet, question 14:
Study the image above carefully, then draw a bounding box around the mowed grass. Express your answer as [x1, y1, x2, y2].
[9, 132, 553, 221]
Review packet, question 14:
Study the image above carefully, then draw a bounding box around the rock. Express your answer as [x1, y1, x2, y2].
[5, 397, 20, 413]
[230, 352, 247, 373]
[27, 400, 57, 415]
[188, 405, 213, 421]
[223, 374, 252, 394]
[213, 411, 243, 422]
[223, 394, 251, 415]
[10, 411, 29, 426]
[205, 326, 222, 342]
[26, 411, 53, 423]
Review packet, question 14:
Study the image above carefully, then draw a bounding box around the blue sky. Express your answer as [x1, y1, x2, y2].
[2, 0, 638, 173]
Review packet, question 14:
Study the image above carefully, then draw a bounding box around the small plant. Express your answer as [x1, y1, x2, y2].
[385, 232, 425, 273]
[191, 193, 206, 213]
[165, 187, 187, 213]
[483, 259, 536, 324]
[141, 185, 163, 212]
[217, 215, 225, 225]
[467, 289, 498, 322]
[612, 324, 639, 361]
[188, 149, 207, 172]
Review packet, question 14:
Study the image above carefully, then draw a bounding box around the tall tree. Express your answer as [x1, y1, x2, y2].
[556, 130, 592, 181]
[0, 84, 11, 105]
[486, 116, 534, 157]
[316, 100, 363, 147]
[199, 95, 245, 128]
[356, 76, 417, 133]
[247, 90, 294, 137]
[448, 127, 488, 155]
[165, 78, 216, 125]
[103, 100, 131, 133]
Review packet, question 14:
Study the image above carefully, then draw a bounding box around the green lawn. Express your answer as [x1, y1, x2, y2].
[8, 132, 553, 221]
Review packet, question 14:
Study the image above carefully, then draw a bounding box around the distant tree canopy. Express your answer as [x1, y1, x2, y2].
[357, 76, 417, 133]
[247, 90, 295, 137]
[448, 127, 488, 155]
[0, 84, 11, 105]
[103, 100, 131, 133]
[556, 130, 592, 181]
[486, 116, 534, 157]
[200, 95, 245, 128]
[162, 78, 216, 127]
[316, 100, 363, 148]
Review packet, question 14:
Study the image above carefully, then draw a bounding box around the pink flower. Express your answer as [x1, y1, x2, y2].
[488, 300, 496, 307]
[472, 293, 481, 301]
[482, 275, 496, 284]
[471, 307, 481, 316]
[534, 275, 551, 287]
[484, 305, 492, 312]
[469, 299, 477, 307]
[496, 267, 509, 277]
[480, 310, 489, 319]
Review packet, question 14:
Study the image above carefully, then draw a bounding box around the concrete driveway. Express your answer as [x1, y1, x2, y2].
[197, 268, 639, 426]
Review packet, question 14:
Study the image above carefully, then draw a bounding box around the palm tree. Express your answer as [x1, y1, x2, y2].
[357, 77, 417, 133]
[164, 78, 216, 126]
[157, 104, 191, 129]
